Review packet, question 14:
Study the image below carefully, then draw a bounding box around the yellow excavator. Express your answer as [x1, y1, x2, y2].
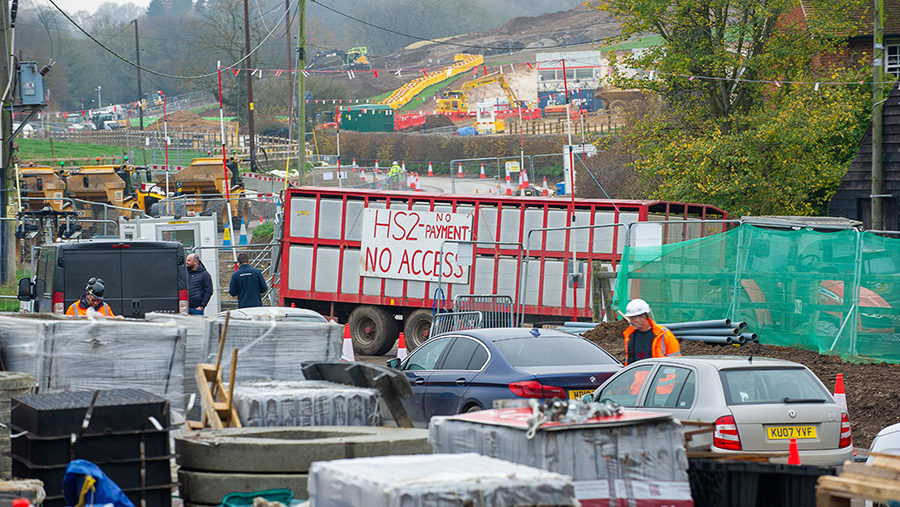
[437, 72, 520, 113]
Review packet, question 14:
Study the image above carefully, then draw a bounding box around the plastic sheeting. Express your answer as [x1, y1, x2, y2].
[233, 381, 381, 427]
[144, 314, 343, 418]
[307, 453, 576, 507]
[429, 414, 693, 507]
[0, 314, 185, 411]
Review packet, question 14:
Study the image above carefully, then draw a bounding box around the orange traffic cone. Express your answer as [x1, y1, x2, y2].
[479, 162, 486, 179]
[458, 163, 464, 178]
[833, 373, 847, 411]
[788, 437, 800, 465]
[542, 176, 549, 196]
[428, 161, 434, 176]
[341, 324, 355, 362]
[374, 159, 379, 174]
[397, 332, 408, 360]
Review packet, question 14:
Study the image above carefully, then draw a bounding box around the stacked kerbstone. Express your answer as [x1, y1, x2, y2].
[0, 372, 34, 479]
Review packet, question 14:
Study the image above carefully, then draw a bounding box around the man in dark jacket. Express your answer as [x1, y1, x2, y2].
[186, 253, 213, 315]
[229, 252, 268, 308]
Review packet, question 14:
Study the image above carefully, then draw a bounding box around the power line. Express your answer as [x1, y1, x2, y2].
[45, 0, 298, 80]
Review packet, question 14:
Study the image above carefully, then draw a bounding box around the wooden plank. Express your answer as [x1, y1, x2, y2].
[195, 363, 224, 430]
[815, 487, 851, 507]
[840, 462, 900, 482]
[870, 453, 900, 473]
[817, 475, 900, 503]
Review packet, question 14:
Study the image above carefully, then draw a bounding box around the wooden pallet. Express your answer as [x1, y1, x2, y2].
[816, 453, 900, 506]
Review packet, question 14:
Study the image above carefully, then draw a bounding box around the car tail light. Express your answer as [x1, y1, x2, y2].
[178, 289, 189, 315]
[839, 413, 852, 448]
[713, 415, 742, 451]
[53, 292, 64, 314]
[508, 380, 566, 399]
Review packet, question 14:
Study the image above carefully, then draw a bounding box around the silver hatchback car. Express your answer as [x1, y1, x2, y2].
[590, 355, 852, 465]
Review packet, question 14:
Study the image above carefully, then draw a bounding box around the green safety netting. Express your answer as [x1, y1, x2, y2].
[614, 224, 900, 363]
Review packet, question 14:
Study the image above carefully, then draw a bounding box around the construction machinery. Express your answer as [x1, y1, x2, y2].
[307, 47, 370, 70]
[162, 157, 249, 225]
[17, 165, 67, 212]
[437, 72, 520, 113]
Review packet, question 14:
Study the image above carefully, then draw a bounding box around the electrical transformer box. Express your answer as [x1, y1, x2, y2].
[16, 62, 46, 107]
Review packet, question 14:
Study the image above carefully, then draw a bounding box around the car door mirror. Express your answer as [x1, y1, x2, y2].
[386, 358, 401, 370]
[580, 393, 593, 403]
[17, 278, 35, 301]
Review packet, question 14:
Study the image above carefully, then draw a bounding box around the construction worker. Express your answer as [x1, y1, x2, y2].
[388, 161, 403, 190]
[66, 277, 115, 317]
[622, 298, 680, 366]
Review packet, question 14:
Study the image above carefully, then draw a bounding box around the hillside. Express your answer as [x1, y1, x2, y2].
[327, 4, 618, 104]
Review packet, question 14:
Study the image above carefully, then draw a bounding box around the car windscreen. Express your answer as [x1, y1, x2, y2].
[494, 336, 617, 367]
[719, 367, 832, 405]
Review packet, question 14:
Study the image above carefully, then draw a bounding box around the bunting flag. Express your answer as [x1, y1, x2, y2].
[526, 62, 533, 69]
[301, 70, 309, 77]
[232, 68, 240, 76]
[372, 69, 378, 78]
[814, 82, 820, 91]
[395, 69, 402, 77]
[275, 69, 283, 77]
[421, 69, 428, 77]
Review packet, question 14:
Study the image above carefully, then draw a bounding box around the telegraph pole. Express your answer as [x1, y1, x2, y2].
[871, 0, 884, 230]
[297, 0, 306, 178]
[1, 0, 14, 283]
[285, 0, 291, 72]
[134, 18, 143, 131]
[242, 0, 256, 170]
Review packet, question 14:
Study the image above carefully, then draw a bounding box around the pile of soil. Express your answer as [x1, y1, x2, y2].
[148, 111, 225, 130]
[424, 114, 454, 129]
[582, 321, 900, 448]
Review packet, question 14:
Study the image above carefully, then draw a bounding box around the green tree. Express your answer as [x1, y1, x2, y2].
[588, 0, 876, 216]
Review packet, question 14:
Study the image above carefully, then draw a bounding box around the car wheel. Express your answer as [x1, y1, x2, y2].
[464, 404, 483, 413]
[349, 306, 398, 356]
[403, 309, 433, 351]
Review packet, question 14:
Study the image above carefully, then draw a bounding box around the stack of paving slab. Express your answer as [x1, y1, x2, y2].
[0, 314, 185, 411]
[0, 372, 34, 479]
[233, 381, 382, 427]
[306, 453, 577, 507]
[430, 412, 694, 507]
[144, 314, 342, 419]
[175, 426, 433, 505]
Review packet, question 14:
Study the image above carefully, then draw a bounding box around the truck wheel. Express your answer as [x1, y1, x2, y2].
[404, 309, 433, 351]
[349, 306, 397, 356]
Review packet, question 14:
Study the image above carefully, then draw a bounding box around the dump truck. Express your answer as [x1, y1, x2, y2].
[279, 187, 727, 355]
[17, 165, 67, 212]
[162, 157, 249, 225]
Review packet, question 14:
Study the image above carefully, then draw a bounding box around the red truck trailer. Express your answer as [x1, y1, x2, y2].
[280, 187, 726, 355]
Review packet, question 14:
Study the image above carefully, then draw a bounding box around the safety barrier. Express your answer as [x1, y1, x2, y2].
[453, 295, 515, 328]
[394, 112, 426, 130]
[429, 311, 483, 337]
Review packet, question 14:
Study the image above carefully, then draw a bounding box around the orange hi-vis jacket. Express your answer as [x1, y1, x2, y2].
[623, 317, 681, 366]
[66, 299, 115, 317]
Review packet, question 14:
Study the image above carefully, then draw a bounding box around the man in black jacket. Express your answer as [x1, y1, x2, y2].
[229, 252, 268, 308]
[186, 253, 213, 315]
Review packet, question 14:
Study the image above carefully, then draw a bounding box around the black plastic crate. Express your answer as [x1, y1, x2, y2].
[9, 424, 170, 466]
[688, 458, 836, 507]
[11, 390, 169, 437]
[688, 458, 765, 507]
[42, 484, 175, 507]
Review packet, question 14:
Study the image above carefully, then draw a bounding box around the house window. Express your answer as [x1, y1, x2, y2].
[887, 45, 900, 77]
[539, 70, 557, 81]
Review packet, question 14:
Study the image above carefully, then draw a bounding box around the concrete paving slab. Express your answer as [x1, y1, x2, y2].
[179, 470, 308, 505]
[176, 426, 431, 473]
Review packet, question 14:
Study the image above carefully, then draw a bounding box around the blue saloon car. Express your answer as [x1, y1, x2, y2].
[387, 328, 622, 425]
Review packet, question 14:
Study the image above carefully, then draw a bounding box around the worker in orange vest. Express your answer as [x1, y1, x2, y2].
[66, 278, 115, 317]
[622, 298, 680, 365]
[623, 298, 680, 395]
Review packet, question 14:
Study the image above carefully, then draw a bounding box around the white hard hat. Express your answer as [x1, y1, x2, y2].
[624, 298, 651, 317]
[392, 161, 398, 165]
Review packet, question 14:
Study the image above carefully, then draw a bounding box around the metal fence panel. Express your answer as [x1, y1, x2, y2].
[453, 295, 515, 328]
[430, 311, 483, 337]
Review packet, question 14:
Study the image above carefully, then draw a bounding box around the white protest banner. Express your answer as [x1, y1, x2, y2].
[360, 208, 473, 283]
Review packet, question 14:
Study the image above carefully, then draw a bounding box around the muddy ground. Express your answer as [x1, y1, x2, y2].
[582, 320, 900, 449]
